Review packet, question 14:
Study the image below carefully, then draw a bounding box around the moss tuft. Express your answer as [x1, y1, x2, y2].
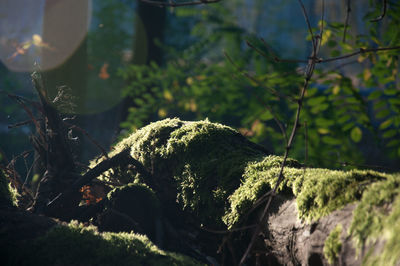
[12, 221, 203, 266]
[0, 170, 18, 207]
[323, 224, 342, 265]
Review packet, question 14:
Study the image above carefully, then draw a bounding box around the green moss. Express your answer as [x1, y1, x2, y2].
[347, 174, 400, 265]
[0, 170, 18, 207]
[92, 118, 184, 184]
[92, 118, 266, 226]
[323, 224, 342, 265]
[224, 155, 388, 228]
[161, 120, 265, 225]
[13, 221, 203, 266]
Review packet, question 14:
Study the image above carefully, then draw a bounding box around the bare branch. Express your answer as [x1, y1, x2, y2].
[370, 0, 387, 22]
[64, 122, 109, 159]
[140, 0, 220, 7]
[343, 0, 351, 42]
[8, 119, 43, 129]
[297, 0, 316, 52]
[318, 45, 400, 63]
[246, 39, 307, 63]
[318, 0, 325, 53]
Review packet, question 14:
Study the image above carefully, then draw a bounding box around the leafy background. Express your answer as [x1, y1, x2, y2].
[1, 0, 399, 184]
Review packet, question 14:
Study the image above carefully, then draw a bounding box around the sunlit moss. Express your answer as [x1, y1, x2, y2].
[348, 174, 400, 265]
[0, 170, 18, 207]
[89, 118, 400, 264]
[224, 155, 388, 228]
[161, 119, 266, 225]
[91, 118, 267, 226]
[11, 221, 202, 266]
[91, 118, 184, 184]
[323, 224, 342, 265]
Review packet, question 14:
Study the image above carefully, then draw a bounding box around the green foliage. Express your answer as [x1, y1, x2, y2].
[85, 0, 133, 112]
[323, 224, 343, 265]
[118, 1, 300, 152]
[11, 221, 202, 266]
[118, 0, 400, 169]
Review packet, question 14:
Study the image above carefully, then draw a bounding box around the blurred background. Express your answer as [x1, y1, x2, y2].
[1, 0, 399, 186]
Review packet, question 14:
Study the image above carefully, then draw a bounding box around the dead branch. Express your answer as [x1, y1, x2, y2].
[45, 149, 153, 213]
[8, 119, 44, 129]
[63, 122, 109, 159]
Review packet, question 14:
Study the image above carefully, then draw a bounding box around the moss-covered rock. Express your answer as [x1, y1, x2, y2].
[0, 170, 18, 207]
[6, 221, 202, 266]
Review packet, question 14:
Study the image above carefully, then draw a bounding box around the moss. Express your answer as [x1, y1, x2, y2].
[161, 120, 265, 225]
[323, 224, 342, 265]
[347, 174, 400, 265]
[0, 170, 18, 207]
[224, 155, 388, 228]
[92, 118, 267, 226]
[11, 221, 203, 266]
[91, 118, 184, 184]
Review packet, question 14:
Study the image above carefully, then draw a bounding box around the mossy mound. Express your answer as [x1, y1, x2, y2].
[92, 118, 268, 226]
[0, 170, 18, 207]
[6, 221, 202, 266]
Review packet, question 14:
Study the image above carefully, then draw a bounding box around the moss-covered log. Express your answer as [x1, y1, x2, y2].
[90, 118, 400, 265]
[3, 118, 400, 265]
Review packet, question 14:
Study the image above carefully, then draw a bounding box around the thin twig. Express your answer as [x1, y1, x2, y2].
[317, 0, 325, 53]
[239, 2, 319, 263]
[318, 46, 400, 63]
[370, 0, 387, 22]
[246, 40, 307, 64]
[64, 122, 109, 159]
[343, 0, 351, 42]
[297, 0, 316, 52]
[140, 0, 220, 7]
[8, 119, 44, 129]
[224, 52, 296, 102]
[7, 94, 45, 142]
[265, 105, 288, 144]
